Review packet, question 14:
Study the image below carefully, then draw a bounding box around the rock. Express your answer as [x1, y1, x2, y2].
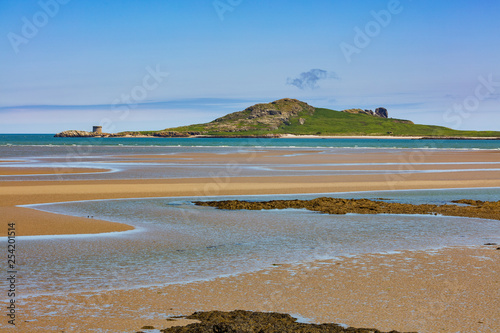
[375, 107, 388, 118]
[342, 108, 374, 116]
[299, 118, 306, 125]
[341, 107, 388, 118]
[207, 98, 315, 132]
[341, 108, 389, 118]
[161, 310, 413, 333]
[54, 130, 100, 137]
[195, 197, 500, 221]
[153, 131, 191, 137]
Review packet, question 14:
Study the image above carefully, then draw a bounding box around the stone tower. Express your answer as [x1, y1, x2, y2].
[92, 126, 102, 134]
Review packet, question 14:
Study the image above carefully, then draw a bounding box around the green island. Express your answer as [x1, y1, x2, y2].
[55, 98, 500, 138]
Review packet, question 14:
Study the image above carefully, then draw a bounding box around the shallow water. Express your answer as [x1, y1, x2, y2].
[1, 141, 499, 299]
[9, 188, 500, 297]
[1, 144, 499, 182]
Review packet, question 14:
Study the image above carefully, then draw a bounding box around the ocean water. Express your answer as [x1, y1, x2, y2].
[1, 134, 499, 182]
[1, 133, 500, 149]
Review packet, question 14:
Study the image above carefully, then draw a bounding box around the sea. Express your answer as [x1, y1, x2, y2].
[1, 134, 499, 298]
[1, 133, 500, 149]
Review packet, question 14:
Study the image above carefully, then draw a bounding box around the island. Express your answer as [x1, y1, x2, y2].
[55, 98, 500, 138]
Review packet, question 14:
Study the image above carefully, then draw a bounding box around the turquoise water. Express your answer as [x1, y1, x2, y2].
[1, 134, 499, 149]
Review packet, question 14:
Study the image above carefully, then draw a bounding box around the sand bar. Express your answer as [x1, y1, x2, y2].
[0, 160, 25, 163]
[279, 134, 427, 139]
[111, 149, 500, 165]
[1, 149, 500, 237]
[276, 163, 500, 171]
[0, 167, 111, 176]
[279, 134, 500, 139]
[1, 171, 500, 237]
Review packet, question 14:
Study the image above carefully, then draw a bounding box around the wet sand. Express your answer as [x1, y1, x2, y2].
[1, 149, 500, 332]
[0, 160, 25, 163]
[16, 246, 500, 332]
[2, 169, 500, 236]
[1, 149, 499, 237]
[277, 163, 500, 171]
[0, 167, 111, 175]
[113, 149, 500, 165]
[0, 206, 134, 236]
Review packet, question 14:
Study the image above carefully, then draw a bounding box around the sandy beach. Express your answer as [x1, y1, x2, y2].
[2, 170, 500, 237]
[278, 134, 500, 140]
[0, 167, 111, 176]
[4, 0, 500, 331]
[279, 134, 427, 139]
[1, 149, 500, 237]
[18, 246, 499, 332]
[1, 148, 499, 332]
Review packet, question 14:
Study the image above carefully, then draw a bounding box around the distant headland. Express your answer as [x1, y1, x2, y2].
[55, 98, 500, 139]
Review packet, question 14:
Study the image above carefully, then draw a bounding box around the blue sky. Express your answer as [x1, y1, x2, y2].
[1, 0, 499, 133]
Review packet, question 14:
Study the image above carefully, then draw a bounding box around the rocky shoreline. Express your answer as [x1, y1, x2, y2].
[194, 197, 500, 221]
[54, 130, 499, 140]
[53, 130, 280, 138]
[159, 310, 413, 333]
[53, 130, 200, 138]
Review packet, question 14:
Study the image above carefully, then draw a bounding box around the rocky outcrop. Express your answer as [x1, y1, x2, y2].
[342, 107, 388, 118]
[375, 107, 388, 118]
[162, 310, 413, 333]
[54, 130, 103, 137]
[195, 197, 500, 221]
[392, 119, 413, 124]
[342, 108, 373, 116]
[153, 131, 202, 137]
[153, 132, 190, 137]
[207, 98, 316, 132]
